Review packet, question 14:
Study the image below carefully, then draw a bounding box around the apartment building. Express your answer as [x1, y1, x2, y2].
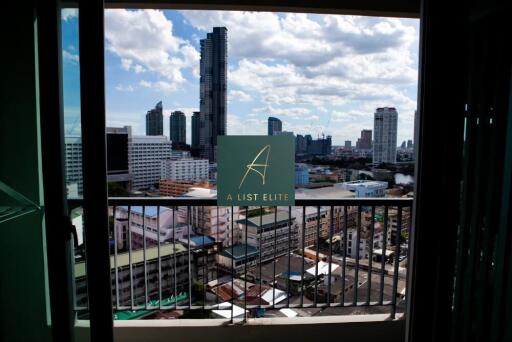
[238, 211, 299, 263]
[160, 158, 209, 182]
[129, 135, 172, 190]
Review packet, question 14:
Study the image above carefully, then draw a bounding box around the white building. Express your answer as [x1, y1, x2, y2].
[64, 136, 83, 194]
[373, 107, 398, 164]
[115, 206, 186, 250]
[129, 135, 172, 190]
[337, 180, 388, 197]
[238, 210, 299, 262]
[161, 158, 209, 182]
[181, 187, 238, 247]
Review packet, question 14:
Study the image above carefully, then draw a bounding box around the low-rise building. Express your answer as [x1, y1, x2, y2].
[217, 244, 259, 275]
[160, 157, 209, 182]
[337, 180, 388, 197]
[159, 179, 210, 197]
[238, 211, 299, 263]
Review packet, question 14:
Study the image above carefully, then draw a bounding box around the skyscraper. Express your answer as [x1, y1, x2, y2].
[268, 117, 282, 136]
[191, 111, 200, 150]
[170, 111, 186, 144]
[345, 140, 352, 149]
[146, 101, 163, 136]
[373, 107, 398, 164]
[199, 27, 227, 162]
[356, 129, 372, 150]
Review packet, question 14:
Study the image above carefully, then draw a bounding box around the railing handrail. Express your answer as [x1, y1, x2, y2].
[68, 196, 413, 208]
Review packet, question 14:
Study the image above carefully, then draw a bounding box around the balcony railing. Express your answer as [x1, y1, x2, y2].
[69, 197, 412, 322]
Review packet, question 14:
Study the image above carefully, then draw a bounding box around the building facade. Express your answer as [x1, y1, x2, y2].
[169, 110, 186, 145]
[191, 111, 200, 155]
[199, 27, 227, 162]
[160, 158, 209, 182]
[338, 180, 388, 198]
[64, 136, 83, 195]
[373, 107, 398, 164]
[146, 101, 164, 136]
[238, 211, 299, 263]
[159, 180, 210, 197]
[356, 129, 372, 150]
[295, 164, 310, 186]
[268, 117, 282, 136]
[129, 135, 172, 190]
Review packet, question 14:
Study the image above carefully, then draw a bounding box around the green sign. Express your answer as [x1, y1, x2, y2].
[218, 135, 295, 206]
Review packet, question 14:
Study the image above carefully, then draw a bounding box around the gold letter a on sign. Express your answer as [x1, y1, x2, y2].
[239, 145, 271, 189]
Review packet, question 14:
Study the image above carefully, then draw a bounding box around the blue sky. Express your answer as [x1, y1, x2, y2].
[61, 9, 419, 145]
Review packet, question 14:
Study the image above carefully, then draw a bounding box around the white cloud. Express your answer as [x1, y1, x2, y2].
[115, 84, 135, 92]
[139, 80, 177, 92]
[63, 50, 79, 64]
[61, 8, 78, 21]
[228, 90, 252, 102]
[105, 9, 200, 91]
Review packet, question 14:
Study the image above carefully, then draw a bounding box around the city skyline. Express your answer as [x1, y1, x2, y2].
[61, 9, 419, 146]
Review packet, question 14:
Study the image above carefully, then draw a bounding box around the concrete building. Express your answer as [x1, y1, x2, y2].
[199, 27, 227, 162]
[74, 243, 190, 308]
[307, 136, 332, 156]
[64, 136, 83, 194]
[169, 111, 186, 145]
[217, 244, 259, 275]
[160, 158, 209, 182]
[268, 117, 282, 136]
[345, 140, 352, 149]
[129, 135, 172, 190]
[373, 107, 398, 164]
[115, 206, 187, 250]
[337, 180, 388, 198]
[159, 180, 210, 197]
[146, 101, 164, 136]
[295, 134, 307, 153]
[356, 129, 372, 150]
[295, 164, 310, 186]
[182, 187, 238, 247]
[106, 126, 132, 190]
[294, 206, 328, 248]
[238, 211, 299, 263]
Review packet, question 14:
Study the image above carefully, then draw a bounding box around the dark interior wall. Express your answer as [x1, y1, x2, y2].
[0, 2, 52, 341]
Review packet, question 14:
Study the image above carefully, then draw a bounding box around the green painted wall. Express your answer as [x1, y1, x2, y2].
[0, 2, 52, 341]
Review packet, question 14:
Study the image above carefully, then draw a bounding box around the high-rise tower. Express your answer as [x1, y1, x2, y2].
[199, 27, 227, 162]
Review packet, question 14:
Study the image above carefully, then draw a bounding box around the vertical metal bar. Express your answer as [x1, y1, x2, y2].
[157, 206, 161, 309]
[380, 206, 389, 305]
[231, 206, 234, 323]
[300, 206, 306, 307]
[341, 206, 348, 306]
[173, 207, 177, 309]
[391, 207, 403, 319]
[37, 1, 75, 339]
[127, 206, 135, 311]
[327, 206, 333, 306]
[259, 206, 263, 307]
[314, 206, 320, 307]
[244, 206, 248, 321]
[367, 205, 376, 305]
[354, 205, 361, 306]
[202, 208, 206, 310]
[142, 206, 148, 309]
[216, 206, 219, 305]
[287, 206, 292, 307]
[272, 207, 277, 308]
[113, 206, 119, 310]
[78, 0, 113, 338]
[187, 206, 192, 309]
[128, 206, 134, 310]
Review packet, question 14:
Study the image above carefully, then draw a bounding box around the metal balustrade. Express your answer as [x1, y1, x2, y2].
[69, 197, 412, 321]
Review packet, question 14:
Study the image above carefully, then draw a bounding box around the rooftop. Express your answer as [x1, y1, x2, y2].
[74, 243, 187, 278]
[220, 244, 259, 260]
[118, 206, 170, 217]
[295, 186, 355, 199]
[238, 210, 295, 228]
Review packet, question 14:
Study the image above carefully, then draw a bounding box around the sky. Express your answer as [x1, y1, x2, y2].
[61, 9, 419, 146]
